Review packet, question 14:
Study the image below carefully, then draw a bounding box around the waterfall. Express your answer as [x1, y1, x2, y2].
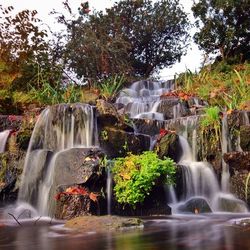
[221, 114, 231, 192]
[0, 130, 10, 153]
[18, 104, 98, 216]
[106, 168, 112, 215]
[116, 80, 173, 119]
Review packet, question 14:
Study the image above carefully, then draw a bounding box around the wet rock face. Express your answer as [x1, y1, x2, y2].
[240, 125, 250, 151]
[99, 127, 151, 158]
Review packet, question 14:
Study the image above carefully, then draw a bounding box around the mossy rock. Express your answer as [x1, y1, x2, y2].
[154, 133, 179, 161]
[65, 216, 143, 232]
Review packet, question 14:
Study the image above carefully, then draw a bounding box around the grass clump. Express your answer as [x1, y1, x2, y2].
[112, 151, 176, 208]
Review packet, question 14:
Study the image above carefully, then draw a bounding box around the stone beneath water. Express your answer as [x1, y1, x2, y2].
[65, 216, 143, 232]
[178, 197, 212, 213]
[217, 196, 248, 213]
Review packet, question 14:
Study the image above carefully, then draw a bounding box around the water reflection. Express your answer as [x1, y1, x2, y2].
[1, 213, 250, 250]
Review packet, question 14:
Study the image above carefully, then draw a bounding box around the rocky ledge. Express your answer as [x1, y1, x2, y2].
[64, 216, 143, 232]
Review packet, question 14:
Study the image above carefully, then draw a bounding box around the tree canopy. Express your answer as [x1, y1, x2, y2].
[63, 0, 190, 80]
[192, 0, 250, 62]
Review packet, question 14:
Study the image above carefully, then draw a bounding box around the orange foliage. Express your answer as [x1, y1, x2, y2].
[161, 90, 193, 101]
[55, 186, 99, 203]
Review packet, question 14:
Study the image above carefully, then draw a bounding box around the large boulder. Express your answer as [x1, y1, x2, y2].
[99, 127, 151, 157]
[50, 148, 106, 216]
[53, 148, 105, 188]
[178, 197, 212, 213]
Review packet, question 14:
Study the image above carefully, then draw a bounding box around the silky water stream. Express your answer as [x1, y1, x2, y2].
[1, 81, 250, 249]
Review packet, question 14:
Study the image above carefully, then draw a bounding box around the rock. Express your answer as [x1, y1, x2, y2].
[153, 132, 179, 161]
[240, 125, 250, 151]
[0, 151, 25, 203]
[113, 186, 172, 216]
[178, 197, 212, 213]
[55, 187, 101, 220]
[65, 216, 143, 232]
[96, 99, 133, 132]
[53, 148, 105, 187]
[49, 148, 106, 216]
[230, 173, 250, 206]
[224, 151, 250, 172]
[217, 195, 248, 213]
[0, 115, 22, 131]
[99, 127, 151, 157]
[157, 98, 190, 119]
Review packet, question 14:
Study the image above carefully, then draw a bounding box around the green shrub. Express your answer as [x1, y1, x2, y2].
[112, 151, 176, 208]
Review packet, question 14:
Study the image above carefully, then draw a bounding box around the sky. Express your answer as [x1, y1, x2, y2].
[2, 0, 203, 78]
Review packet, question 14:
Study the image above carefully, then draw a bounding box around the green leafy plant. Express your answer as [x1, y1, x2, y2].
[112, 151, 176, 208]
[97, 75, 125, 102]
[201, 106, 221, 142]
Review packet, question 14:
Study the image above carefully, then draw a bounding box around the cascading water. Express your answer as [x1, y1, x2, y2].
[116, 79, 173, 120]
[0, 130, 10, 153]
[18, 104, 98, 216]
[106, 167, 112, 215]
[119, 79, 248, 213]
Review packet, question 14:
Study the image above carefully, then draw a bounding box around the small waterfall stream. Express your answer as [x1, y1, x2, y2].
[0, 130, 10, 153]
[116, 80, 173, 119]
[18, 104, 98, 216]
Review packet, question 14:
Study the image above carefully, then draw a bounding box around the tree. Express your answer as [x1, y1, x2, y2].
[64, 0, 190, 80]
[0, 5, 49, 89]
[192, 0, 250, 62]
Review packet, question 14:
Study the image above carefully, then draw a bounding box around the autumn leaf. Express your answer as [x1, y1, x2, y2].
[89, 192, 98, 202]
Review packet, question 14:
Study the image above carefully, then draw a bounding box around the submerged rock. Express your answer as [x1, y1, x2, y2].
[217, 196, 248, 213]
[178, 197, 212, 213]
[65, 216, 143, 232]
